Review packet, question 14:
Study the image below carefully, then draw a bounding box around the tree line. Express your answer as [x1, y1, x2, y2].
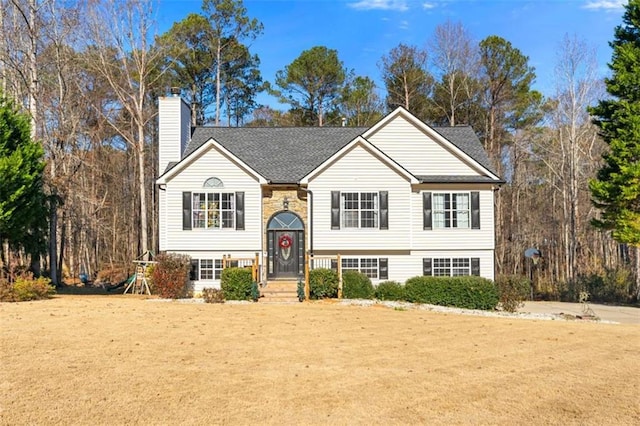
[0, 0, 638, 300]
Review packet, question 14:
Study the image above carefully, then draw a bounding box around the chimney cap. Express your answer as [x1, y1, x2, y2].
[170, 87, 181, 96]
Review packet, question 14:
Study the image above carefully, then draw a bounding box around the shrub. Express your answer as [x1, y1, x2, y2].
[309, 268, 338, 299]
[152, 253, 192, 299]
[375, 281, 406, 301]
[0, 277, 55, 302]
[297, 278, 305, 302]
[404, 276, 499, 310]
[495, 274, 530, 312]
[202, 287, 225, 303]
[221, 267, 255, 301]
[342, 270, 374, 299]
[580, 268, 634, 304]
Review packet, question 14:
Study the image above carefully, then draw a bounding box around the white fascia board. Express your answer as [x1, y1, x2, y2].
[299, 135, 418, 184]
[156, 138, 267, 185]
[363, 106, 501, 181]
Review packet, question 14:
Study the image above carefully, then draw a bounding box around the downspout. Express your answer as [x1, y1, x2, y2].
[298, 187, 313, 256]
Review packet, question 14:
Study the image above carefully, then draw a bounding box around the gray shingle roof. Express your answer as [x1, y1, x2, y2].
[178, 123, 498, 183]
[433, 126, 497, 175]
[185, 127, 367, 183]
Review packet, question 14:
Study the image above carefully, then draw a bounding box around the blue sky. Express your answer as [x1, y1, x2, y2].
[157, 0, 627, 109]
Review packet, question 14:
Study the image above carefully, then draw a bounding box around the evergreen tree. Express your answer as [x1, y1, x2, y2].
[0, 92, 47, 259]
[274, 46, 347, 127]
[589, 0, 640, 246]
[589, 0, 640, 295]
[379, 43, 433, 120]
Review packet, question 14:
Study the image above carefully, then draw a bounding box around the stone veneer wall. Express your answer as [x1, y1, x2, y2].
[261, 187, 308, 281]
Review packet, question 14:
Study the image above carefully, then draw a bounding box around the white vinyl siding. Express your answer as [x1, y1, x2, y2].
[310, 251, 493, 284]
[158, 96, 190, 174]
[309, 142, 411, 251]
[159, 189, 168, 250]
[161, 145, 262, 252]
[412, 188, 495, 251]
[366, 115, 480, 176]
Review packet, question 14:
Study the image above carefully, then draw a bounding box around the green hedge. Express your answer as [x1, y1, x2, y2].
[221, 268, 257, 301]
[342, 270, 374, 299]
[309, 268, 338, 299]
[404, 276, 499, 310]
[375, 281, 406, 301]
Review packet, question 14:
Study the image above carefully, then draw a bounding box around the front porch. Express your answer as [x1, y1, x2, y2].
[221, 253, 344, 302]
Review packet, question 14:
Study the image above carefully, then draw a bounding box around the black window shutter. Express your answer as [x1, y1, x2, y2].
[471, 258, 480, 276]
[331, 191, 340, 230]
[423, 192, 432, 230]
[190, 259, 199, 281]
[235, 192, 245, 230]
[379, 191, 388, 230]
[183, 192, 192, 230]
[471, 191, 480, 229]
[379, 258, 388, 280]
[423, 258, 432, 276]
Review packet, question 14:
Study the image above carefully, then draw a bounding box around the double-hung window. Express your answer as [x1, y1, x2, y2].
[424, 257, 480, 277]
[423, 191, 479, 230]
[342, 192, 378, 228]
[183, 178, 244, 231]
[340, 258, 388, 279]
[192, 192, 235, 229]
[433, 258, 471, 276]
[433, 193, 469, 228]
[190, 259, 224, 281]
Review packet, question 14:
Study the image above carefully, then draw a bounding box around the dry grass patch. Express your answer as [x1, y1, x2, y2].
[1, 295, 639, 425]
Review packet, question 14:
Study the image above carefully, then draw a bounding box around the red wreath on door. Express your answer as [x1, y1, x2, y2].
[278, 234, 293, 249]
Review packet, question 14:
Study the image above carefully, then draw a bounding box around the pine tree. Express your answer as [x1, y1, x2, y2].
[0, 92, 47, 261]
[589, 0, 640, 293]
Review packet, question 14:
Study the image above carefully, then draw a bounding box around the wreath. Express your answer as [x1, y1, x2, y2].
[278, 234, 293, 249]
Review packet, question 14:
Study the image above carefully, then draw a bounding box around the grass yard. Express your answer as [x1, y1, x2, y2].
[1, 295, 639, 425]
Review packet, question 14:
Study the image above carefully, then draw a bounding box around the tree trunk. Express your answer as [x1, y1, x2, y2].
[215, 39, 221, 126]
[137, 129, 148, 256]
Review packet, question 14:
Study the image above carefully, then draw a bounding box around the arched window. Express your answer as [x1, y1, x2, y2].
[203, 177, 223, 188]
[267, 211, 304, 230]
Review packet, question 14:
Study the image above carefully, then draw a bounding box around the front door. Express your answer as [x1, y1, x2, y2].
[267, 211, 305, 280]
[273, 230, 300, 279]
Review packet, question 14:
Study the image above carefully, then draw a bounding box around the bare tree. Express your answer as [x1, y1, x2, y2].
[537, 35, 604, 283]
[82, 0, 168, 256]
[428, 20, 479, 126]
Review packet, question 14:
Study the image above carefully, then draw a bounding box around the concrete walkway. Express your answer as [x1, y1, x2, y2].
[520, 301, 640, 324]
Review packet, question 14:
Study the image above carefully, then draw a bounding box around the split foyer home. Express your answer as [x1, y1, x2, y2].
[156, 94, 503, 293]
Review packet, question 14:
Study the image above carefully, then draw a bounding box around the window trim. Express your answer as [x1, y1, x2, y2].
[341, 257, 387, 279]
[423, 257, 480, 277]
[432, 192, 470, 229]
[423, 191, 480, 230]
[191, 191, 235, 230]
[190, 259, 223, 281]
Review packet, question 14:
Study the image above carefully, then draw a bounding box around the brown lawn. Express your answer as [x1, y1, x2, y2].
[1, 295, 639, 425]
